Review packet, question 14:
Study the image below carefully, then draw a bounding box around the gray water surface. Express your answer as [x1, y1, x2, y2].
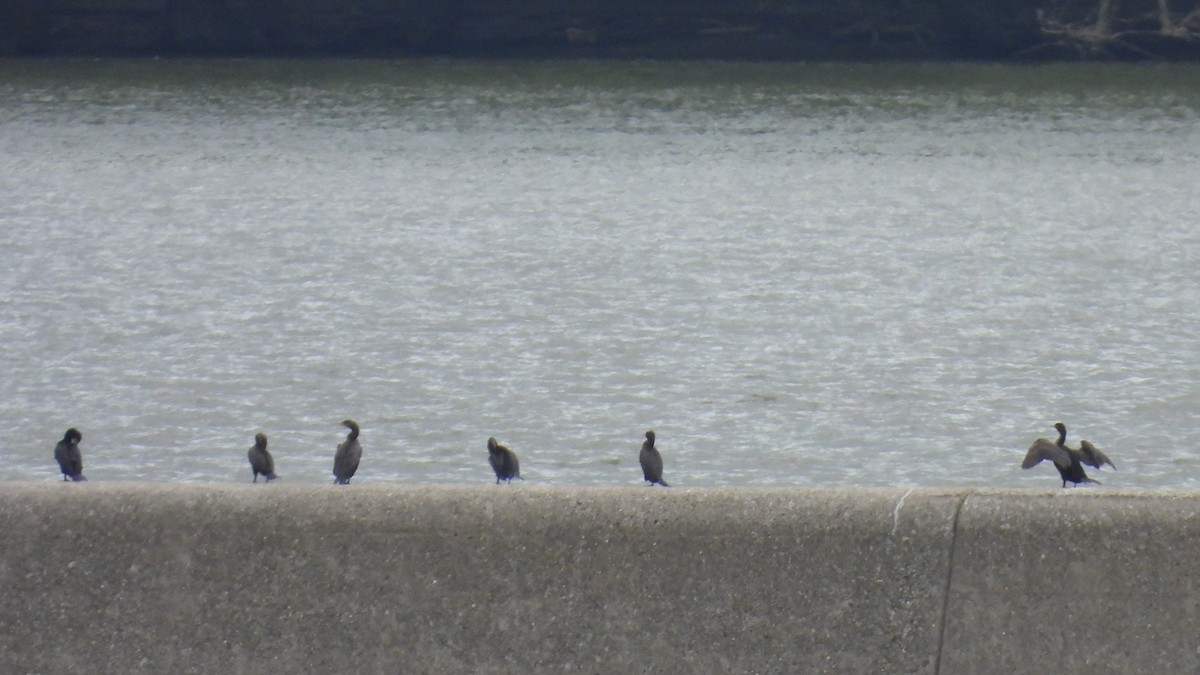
[2, 60, 1199, 487]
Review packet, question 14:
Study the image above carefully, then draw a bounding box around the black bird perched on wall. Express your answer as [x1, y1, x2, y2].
[247, 432, 278, 483]
[1021, 422, 1116, 487]
[54, 428, 86, 482]
[333, 419, 362, 485]
[639, 430, 669, 487]
[486, 437, 522, 484]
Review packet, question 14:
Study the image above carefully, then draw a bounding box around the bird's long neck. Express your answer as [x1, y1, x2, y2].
[347, 427, 359, 440]
[1056, 427, 1067, 446]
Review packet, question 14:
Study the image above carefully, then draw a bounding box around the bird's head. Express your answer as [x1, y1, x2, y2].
[255, 432, 268, 447]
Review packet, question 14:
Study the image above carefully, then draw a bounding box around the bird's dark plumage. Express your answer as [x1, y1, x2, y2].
[486, 437, 521, 484]
[248, 432, 277, 483]
[53, 428, 86, 482]
[1078, 440, 1116, 471]
[333, 419, 362, 485]
[1022, 422, 1113, 487]
[639, 430, 669, 487]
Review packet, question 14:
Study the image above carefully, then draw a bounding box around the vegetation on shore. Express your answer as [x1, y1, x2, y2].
[2, 0, 1199, 60]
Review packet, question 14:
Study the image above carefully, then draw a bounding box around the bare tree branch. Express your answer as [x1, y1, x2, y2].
[1031, 0, 1200, 58]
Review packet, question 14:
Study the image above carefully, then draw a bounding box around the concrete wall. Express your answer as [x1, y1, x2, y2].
[1, 484, 1197, 673]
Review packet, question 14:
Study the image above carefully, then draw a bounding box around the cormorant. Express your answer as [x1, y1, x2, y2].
[333, 419, 362, 485]
[54, 428, 86, 482]
[247, 432, 277, 483]
[1021, 422, 1115, 487]
[639, 430, 669, 487]
[486, 437, 522, 484]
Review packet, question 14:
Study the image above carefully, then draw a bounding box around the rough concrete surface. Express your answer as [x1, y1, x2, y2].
[3, 485, 1197, 673]
[0, 484, 960, 674]
[941, 490, 1200, 675]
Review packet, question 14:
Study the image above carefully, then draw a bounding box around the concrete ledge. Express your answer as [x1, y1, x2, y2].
[0, 485, 1196, 673]
[943, 491, 1200, 674]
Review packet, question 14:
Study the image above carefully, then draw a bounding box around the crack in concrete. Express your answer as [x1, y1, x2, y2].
[891, 487, 915, 536]
[933, 492, 969, 675]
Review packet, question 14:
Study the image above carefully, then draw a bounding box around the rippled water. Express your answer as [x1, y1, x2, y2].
[2, 59, 1199, 488]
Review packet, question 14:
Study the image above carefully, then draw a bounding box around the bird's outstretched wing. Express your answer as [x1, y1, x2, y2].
[1022, 438, 1072, 470]
[1078, 440, 1116, 470]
